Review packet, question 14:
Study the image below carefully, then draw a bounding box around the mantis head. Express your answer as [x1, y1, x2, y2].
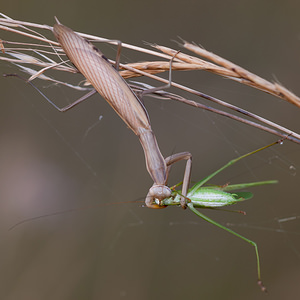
[145, 184, 171, 209]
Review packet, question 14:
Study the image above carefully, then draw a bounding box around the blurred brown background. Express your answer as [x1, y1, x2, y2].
[0, 1, 300, 299]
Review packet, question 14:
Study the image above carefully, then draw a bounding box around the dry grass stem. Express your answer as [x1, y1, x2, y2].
[1, 14, 300, 144]
[153, 43, 300, 108]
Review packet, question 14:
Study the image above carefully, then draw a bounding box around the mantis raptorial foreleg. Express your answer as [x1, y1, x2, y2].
[145, 151, 192, 209]
[165, 152, 192, 208]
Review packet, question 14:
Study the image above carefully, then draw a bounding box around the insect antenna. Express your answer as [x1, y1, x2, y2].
[9, 198, 145, 231]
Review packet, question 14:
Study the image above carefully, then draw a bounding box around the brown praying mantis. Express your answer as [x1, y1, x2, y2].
[51, 19, 192, 209]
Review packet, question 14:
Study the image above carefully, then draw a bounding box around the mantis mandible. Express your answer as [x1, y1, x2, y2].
[52, 20, 192, 209]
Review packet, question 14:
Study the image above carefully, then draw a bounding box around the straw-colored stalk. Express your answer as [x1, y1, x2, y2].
[0, 13, 299, 144]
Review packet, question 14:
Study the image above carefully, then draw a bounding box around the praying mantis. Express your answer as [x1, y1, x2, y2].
[52, 19, 192, 209]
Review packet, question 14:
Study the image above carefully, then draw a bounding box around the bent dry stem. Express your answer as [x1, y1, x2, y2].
[0, 14, 300, 144]
[160, 140, 282, 292]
